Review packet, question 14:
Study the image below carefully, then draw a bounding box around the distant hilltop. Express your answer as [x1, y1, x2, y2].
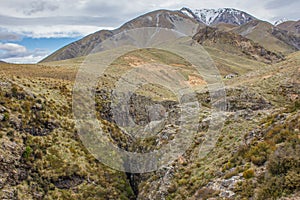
[40, 7, 299, 63]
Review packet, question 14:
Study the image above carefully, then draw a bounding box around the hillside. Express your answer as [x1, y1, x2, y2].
[193, 26, 283, 64]
[1, 5, 299, 200]
[1, 46, 299, 200]
[40, 8, 299, 64]
[277, 20, 300, 35]
[40, 10, 202, 63]
[232, 20, 299, 55]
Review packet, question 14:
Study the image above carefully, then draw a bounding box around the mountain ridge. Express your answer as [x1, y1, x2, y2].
[180, 7, 256, 26]
[40, 7, 299, 63]
[40, 9, 202, 63]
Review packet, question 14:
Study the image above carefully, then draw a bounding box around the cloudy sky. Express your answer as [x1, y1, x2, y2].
[0, 0, 299, 63]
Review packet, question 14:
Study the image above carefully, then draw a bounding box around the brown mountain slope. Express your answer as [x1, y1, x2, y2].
[277, 20, 300, 35]
[40, 10, 202, 63]
[232, 20, 298, 55]
[193, 26, 283, 64]
[213, 23, 238, 32]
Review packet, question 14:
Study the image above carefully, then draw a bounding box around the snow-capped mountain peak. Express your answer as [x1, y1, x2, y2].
[274, 18, 288, 26]
[180, 7, 256, 26]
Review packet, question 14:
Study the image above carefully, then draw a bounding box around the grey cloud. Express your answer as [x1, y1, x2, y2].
[0, 0, 299, 39]
[0, 31, 22, 41]
[0, 15, 122, 27]
[0, 43, 27, 59]
[23, 0, 59, 15]
[0, 42, 48, 60]
[264, 0, 299, 9]
[82, 2, 124, 14]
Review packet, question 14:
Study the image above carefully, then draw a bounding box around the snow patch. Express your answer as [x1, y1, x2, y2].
[180, 7, 255, 26]
[274, 18, 288, 26]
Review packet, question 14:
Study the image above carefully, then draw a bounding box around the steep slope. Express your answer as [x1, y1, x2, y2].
[1, 37, 300, 200]
[214, 23, 238, 32]
[40, 10, 202, 63]
[180, 7, 256, 26]
[135, 51, 300, 200]
[40, 30, 114, 63]
[40, 8, 299, 64]
[193, 26, 283, 64]
[277, 20, 300, 35]
[272, 26, 300, 50]
[232, 20, 299, 54]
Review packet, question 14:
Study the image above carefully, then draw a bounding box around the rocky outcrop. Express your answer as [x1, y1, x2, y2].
[52, 175, 84, 189]
[272, 27, 300, 50]
[193, 26, 284, 63]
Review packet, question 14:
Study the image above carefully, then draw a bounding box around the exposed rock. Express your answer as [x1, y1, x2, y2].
[226, 87, 272, 112]
[277, 20, 300, 35]
[180, 7, 256, 26]
[23, 120, 57, 136]
[272, 27, 300, 50]
[205, 176, 241, 198]
[0, 114, 4, 121]
[193, 26, 283, 63]
[0, 137, 28, 189]
[9, 116, 21, 130]
[31, 103, 43, 111]
[0, 105, 7, 113]
[52, 175, 84, 189]
[224, 73, 238, 79]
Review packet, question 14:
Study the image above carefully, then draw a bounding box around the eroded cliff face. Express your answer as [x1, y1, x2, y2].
[193, 26, 284, 63]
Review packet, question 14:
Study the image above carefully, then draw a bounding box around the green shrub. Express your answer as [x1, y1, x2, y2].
[22, 101, 32, 112]
[243, 168, 255, 179]
[234, 180, 255, 198]
[267, 144, 299, 175]
[222, 161, 234, 171]
[3, 113, 9, 121]
[167, 183, 178, 193]
[246, 142, 272, 166]
[178, 178, 188, 186]
[195, 187, 218, 199]
[289, 100, 300, 112]
[11, 86, 18, 96]
[258, 141, 300, 199]
[284, 170, 300, 191]
[257, 176, 284, 199]
[224, 169, 239, 179]
[23, 146, 33, 160]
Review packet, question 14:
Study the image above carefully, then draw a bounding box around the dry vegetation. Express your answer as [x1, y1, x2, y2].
[0, 49, 299, 199]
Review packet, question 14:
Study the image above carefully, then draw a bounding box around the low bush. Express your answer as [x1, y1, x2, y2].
[246, 141, 273, 166]
[23, 146, 33, 160]
[243, 168, 255, 179]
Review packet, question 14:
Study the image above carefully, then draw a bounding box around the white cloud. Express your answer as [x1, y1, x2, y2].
[0, 29, 22, 41]
[0, 42, 48, 63]
[0, 0, 299, 39]
[0, 14, 117, 38]
[23, 0, 59, 16]
[0, 43, 27, 58]
[4, 25, 113, 38]
[0, 0, 299, 63]
[2, 54, 46, 64]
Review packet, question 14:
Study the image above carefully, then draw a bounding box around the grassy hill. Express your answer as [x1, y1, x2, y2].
[0, 46, 299, 199]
